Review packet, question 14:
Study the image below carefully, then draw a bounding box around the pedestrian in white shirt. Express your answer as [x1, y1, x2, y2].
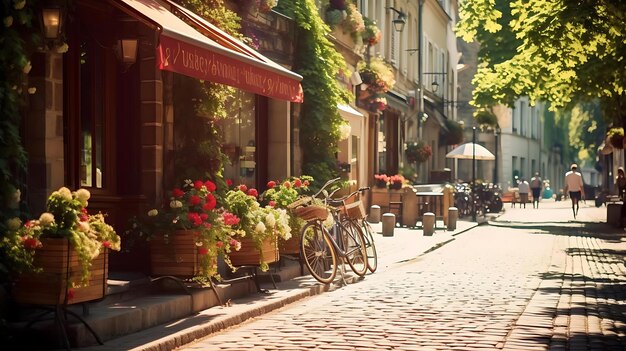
[517, 179, 530, 209]
[564, 164, 585, 219]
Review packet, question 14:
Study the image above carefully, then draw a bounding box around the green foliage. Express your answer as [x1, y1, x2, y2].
[173, 1, 245, 194]
[277, 0, 351, 186]
[457, 0, 626, 117]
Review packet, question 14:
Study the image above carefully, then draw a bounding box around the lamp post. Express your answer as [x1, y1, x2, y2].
[472, 126, 477, 222]
[493, 127, 500, 186]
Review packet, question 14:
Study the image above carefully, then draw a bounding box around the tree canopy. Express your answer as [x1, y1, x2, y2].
[457, 0, 626, 124]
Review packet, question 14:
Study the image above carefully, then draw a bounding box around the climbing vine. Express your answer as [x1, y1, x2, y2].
[276, 0, 351, 183]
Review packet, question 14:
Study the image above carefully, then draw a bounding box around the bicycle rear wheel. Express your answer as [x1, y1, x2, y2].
[300, 222, 337, 284]
[361, 221, 378, 273]
[340, 220, 368, 277]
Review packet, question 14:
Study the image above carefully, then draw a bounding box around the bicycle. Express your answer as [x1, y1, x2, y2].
[338, 187, 378, 273]
[289, 178, 368, 284]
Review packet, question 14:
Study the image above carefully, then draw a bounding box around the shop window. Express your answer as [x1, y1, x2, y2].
[79, 41, 104, 188]
[222, 91, 257, 187]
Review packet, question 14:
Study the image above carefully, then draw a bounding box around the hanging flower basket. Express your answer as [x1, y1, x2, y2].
[406, 141, 432, 164]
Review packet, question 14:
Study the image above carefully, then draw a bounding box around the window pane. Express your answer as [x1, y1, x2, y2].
[222, 91, 256, 187]
[80, 41, 92, 187]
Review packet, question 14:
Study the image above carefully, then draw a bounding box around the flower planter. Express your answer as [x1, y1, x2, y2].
[279, 236, 301, 256]
[13, 238, 108, 306]
[230, 237, 278, 267]
[150, 230, 200, 277]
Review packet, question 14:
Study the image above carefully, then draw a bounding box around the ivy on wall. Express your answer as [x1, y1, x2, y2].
[277, 0, 351, 183]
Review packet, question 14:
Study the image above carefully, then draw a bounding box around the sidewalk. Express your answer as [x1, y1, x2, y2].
[78, 219, 479, 351]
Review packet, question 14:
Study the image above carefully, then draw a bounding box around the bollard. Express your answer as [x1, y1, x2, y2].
[382, 213, 395, 237]
[422, 212, 435, 236]
[368, 205, 381, 223]
[607, 203, 621, 226]
[447, 207, 458, 231]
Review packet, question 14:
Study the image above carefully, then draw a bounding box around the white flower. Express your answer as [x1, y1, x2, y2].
[338, 123, 351, 140]
[78, 221, 90, 233]
[55, 43, 69, 54]
[4, 16, 13, 28]
[195, 241, 203, 247]
[58, 187, 72, 201]
[39, 212, 55, 226]
[265, 213, 276, 228]
[255, 222, 266, 233]
[147, 209, 158, 217]
[28, 87, 36, 94]
[6, 217, 22, 231]
[22, 61, 32, 74]
[75, 188, 91, 204]
[170, 200, 183, 209]
[14, 0, 26, 10]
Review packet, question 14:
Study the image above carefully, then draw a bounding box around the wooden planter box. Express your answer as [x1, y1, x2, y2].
[13, 238, 108, 306]
[279, 236, 301, 256]
[230, 237, 278, 267]
[370, 187, 405, 214]
[150, 230, 200, 277]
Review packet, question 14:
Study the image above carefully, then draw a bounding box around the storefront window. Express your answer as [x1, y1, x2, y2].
[377, 115, 387, 174]
[222, 91, 257, 187]
[79, 40, 104, 188]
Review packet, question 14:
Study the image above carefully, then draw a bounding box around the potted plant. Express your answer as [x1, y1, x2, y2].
[131, 179, 242, 283]
[444, 119, 464, 145]
[374, 174, 389, 188]
[2, 187, 121, 305]
[224, 185, 292, 271]
[260, 176, 313, 255]
[388, 175, 405, 190]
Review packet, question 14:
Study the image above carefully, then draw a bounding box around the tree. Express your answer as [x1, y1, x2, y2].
[457, 0, 626, 123]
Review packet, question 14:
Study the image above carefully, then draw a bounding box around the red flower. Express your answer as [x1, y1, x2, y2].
[226, 179, 233, 187]
[188, 213, 202, 226]
[79, 213, 89, 222]
[189, 195, 201, 206]
[204, 180, 216, 192]
[223, 212, 240, 226]
[267, 181, 276, 188]
[304, 180, 310, 186]
[194, 180, 204, 190]
[239, 184, 248, 193]
[66, 288, 75, 301]
[283, 181, 291, 188]
[247, 188, 258, 198]
[294, 178, 302, 187]
[22, 238, 40, 250]
[269, 200, 276, 207]
[203, 223, 212, 229]
[198, 247, 209, 255]
[24, 220, 34, 228]
[200, 213, 209, 221]
[216, 241, 224, 248]
[203, 194, 217, 211]
[102, 241, 111, 248]
[173, 188, 185, 198]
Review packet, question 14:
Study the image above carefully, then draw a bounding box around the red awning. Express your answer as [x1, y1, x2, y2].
[114, 0, 303, 103]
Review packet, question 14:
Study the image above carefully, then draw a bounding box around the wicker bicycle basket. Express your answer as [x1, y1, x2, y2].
[341, 200, 367, 219]
[293, 205, 329, 222]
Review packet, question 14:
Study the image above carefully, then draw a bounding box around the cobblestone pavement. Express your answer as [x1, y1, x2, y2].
[179, 202, 626, 351]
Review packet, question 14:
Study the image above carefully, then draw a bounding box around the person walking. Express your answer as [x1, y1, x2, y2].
[564, 164, 585, 219]
[518, 178, 530, 209]
[615, 167, 626, 226]
[530, 172, 543, 209]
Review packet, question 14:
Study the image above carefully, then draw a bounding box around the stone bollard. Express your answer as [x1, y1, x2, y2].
[368, 205, 381, 223]
[607, 203, 621, 226]
[422, 212, 435, 236]
[382, 213, 395, 237]
[447, 207, 458, 231]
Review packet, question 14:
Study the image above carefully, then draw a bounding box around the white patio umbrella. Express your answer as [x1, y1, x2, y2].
[446, 142, 495, 160]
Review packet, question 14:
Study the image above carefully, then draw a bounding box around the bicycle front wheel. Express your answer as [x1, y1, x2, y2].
[361, 221, 378, 273]
[341, 220, 368, 277]
[300, 222, 337, 284]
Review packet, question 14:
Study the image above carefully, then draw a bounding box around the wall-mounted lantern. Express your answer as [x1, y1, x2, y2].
[385, 7, 406, 33]
[41, 6, 64, 41]
[116, 39, 138, 67]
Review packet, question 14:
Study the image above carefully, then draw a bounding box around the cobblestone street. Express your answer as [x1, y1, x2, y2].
[179, 202, 626, 351]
